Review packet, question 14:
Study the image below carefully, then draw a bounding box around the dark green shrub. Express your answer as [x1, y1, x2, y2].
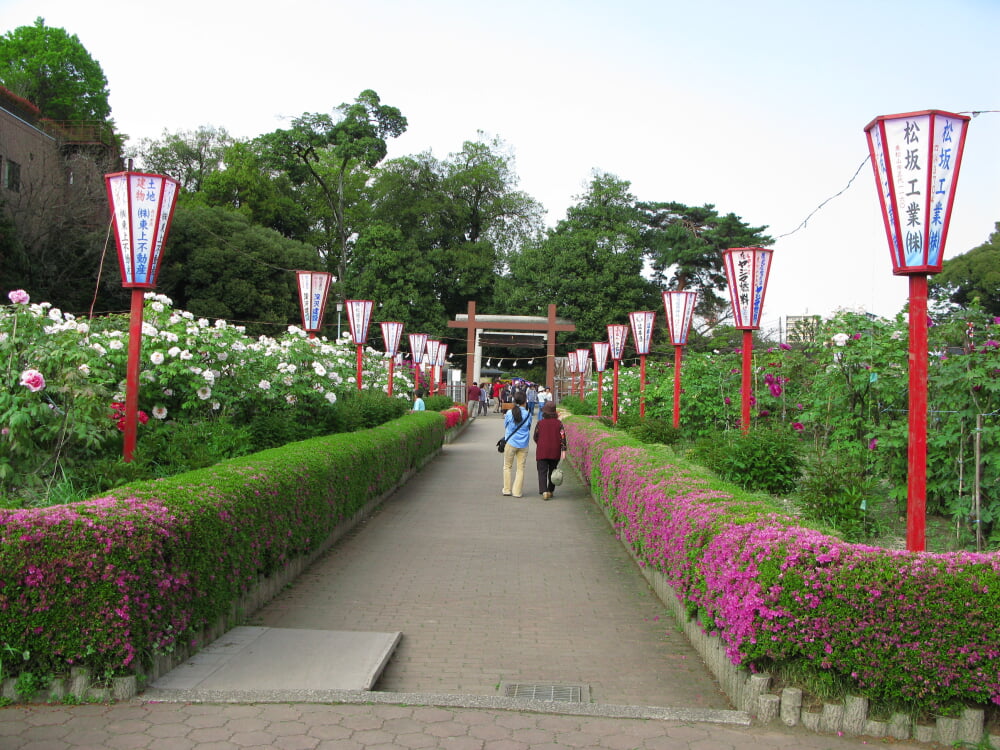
[693, 427, 803, 495]
[627, 417, 683, 445]
[422, 395, 455, 412]
[795, 450, 882, 541]
[557, 395, 591, 415]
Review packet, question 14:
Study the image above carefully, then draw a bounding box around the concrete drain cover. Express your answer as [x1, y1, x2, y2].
[500, 681, 590, 702]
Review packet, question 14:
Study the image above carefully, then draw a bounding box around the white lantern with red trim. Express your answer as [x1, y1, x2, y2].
[296, 271, 332, 338]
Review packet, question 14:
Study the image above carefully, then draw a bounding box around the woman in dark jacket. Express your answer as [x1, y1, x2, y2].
[533, 401, 566, 500]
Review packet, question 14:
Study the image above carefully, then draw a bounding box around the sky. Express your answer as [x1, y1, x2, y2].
[2, 0, 998, 335]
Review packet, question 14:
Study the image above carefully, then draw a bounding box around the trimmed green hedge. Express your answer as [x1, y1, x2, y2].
[564, 415, 1000, 715]
[0, 411, 445, 679]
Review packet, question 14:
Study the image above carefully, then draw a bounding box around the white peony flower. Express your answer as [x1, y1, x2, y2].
[150, 351, 165, 365]
[197, 386, 212, 400]
[153, 406, 168, 419]
[258, 380, 271, 390]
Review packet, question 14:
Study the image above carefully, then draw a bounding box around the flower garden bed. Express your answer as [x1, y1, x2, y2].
[564, 415, 1000, 746]
[0, 411, 449, 701]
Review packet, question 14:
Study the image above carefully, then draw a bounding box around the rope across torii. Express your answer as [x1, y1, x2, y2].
[448, 301, 576, 390]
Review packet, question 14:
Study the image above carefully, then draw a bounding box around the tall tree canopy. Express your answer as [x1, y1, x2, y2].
[355, 135, 543, 339]
[262, 90, 408, 291]
[0, 17, 111, 123]
[500, 172, 659, 344]
[133, 126, 233, 192]
[930, 222, 1000, 315]
[640, 201, 773, 320]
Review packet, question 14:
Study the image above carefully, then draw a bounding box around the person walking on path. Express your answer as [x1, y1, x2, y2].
[491, 380, 504, 412]
[467, 382, 481, 418]
[478, 384, 489, 415]
[501, 392, 532, 497]
[526, 383, 538, 416]
[533, 401, 566, 500]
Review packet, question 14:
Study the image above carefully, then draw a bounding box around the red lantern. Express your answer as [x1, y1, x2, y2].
[864, 110, 970, 552]
[663, 291, 698, 428]
[105, 171, 180, 463]
[380, 321, 404, 396]
[629, 311, 655, 417]
[607, 324, 629, 424]
[296, 271, 332, 339]
[592, 341, 610, 418]
[346, 299, 373, 391]
[409, 333, 428, 393]
[723, 247, 774, 434]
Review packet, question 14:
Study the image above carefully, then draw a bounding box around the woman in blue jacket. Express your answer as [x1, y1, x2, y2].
[501, 392, 532, 497]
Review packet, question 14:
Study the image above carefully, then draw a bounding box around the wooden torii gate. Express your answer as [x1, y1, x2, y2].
[448, 301, 575, 390]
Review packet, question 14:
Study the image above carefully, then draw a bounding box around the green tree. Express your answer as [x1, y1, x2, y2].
[0, 17, 111, 124]
[132, 126, 233, 192]
[930, 222, 1000, 315]
[199, 140, 311, 242]
[501, 172, 660, 343]
[154, 204, 320, 337]
[640, 201, 773, 321]
[263, 90, 407, 292]
[362, 136, 543, 330]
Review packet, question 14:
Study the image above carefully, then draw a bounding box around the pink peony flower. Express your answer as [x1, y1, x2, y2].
[792, 422, 804, 431]
[19, 369, 45, 392]
[7, 289, 29, 304]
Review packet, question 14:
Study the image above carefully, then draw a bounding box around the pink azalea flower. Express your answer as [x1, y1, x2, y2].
[792, 422, 804, 431]
[868, 438, 878, 450]
[19, 369, 45, 392]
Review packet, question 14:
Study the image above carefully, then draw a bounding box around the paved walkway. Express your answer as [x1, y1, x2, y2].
[1, 410, 933, 749]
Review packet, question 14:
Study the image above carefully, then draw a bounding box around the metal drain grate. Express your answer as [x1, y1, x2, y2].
[500, 682, 590, 702]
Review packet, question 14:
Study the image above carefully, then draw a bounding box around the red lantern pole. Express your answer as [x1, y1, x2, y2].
[629, 311, 655, 419]
[672, 345, 682, 429]
[907, 275, 929, 550]
[576, 349, 589, 402]
[593, 342, 610, 419]
[346, 299, 374, 392]
[425, 340, 441, 397]
[607, 324, 628, 425]
[865, 110, 970, 552]
[741, 330, 753, 434]
[663, 290, 697, 429]
[122, 289, 145, 462]
[723, 248, 773, 435]
[380, 321, 403, 397]
[409, 333, 427, 396]
[105, 170, 180, 463]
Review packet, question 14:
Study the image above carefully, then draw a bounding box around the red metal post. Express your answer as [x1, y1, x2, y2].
[672, 345, 682, 429]
[907, 274, 929, 551]
[355, 343, 363, 391]
[387, 357, 395, 397]
[741, 330, 753, 434]
[639, 354, 647, 418]
[612, 359, 620, 424]
[123, 288, 145, 463]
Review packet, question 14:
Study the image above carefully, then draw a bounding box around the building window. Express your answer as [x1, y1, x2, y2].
[5, 160, 20, 192]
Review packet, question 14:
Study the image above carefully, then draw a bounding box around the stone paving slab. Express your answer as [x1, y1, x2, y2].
[149, 626, 401, 691]
[0, 700, 934, 749]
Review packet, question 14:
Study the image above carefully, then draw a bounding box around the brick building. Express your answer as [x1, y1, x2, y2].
[0, 84, 119, 300]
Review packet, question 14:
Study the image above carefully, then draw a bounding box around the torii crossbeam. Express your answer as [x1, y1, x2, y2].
[448, 301, 575, 390]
